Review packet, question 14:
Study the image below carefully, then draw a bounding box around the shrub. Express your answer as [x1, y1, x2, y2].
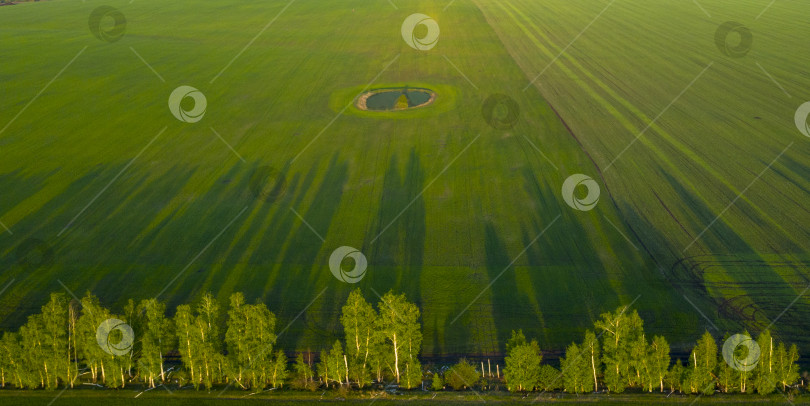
[431, 373, 444, 391]
[538, 364, 562, 392]
[446, 359, 480, 391]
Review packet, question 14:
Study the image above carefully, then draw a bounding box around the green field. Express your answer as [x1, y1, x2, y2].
[1, 389, 809, 406]
[0, 0, 808, 362]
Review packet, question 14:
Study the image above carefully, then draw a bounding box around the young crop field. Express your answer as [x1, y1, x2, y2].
[0, 0, 808, 375]
[474, 0, 810, 350]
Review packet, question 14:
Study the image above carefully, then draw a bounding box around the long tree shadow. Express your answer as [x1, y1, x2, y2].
[365, 149, 426, 303]
[197, 161, 301, 301]
[259, 154, 350, 347]
[0, 161, 212, 327]
[0, 165, 124, 327]
[482, 221, 534, 350]
[267, 153, 349, 300]
[73, 162, 253, 308]
[519, 167, 624, 348]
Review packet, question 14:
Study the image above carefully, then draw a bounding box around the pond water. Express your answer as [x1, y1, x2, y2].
[362, 88, 434, 111]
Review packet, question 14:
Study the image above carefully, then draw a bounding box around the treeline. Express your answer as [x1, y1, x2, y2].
[499, 307, 802, 395]
[0, 289, 422, 391]
[0, 290, 804, 396]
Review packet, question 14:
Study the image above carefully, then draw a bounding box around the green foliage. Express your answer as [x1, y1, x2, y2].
[688, 331, 717, 395]
[665, 359, 685, 393]
[430, 372, 444, 391]
[292, 354, 315, 391]
[340, 289, 378, 387]
[753, 330, 776, 395]
[561, 342, 592, 394]
[775, 343, 800, 392]
[445, 359, 479, 391]
[537, 364, 562, 392]
[717, 353, 739, 393]
[136, 298, 173, 388]
[582, 330, 601, 392]
[594, 307, 643, 393]
[9, 294, 72, 390]
[376, 291, 421, 385]
[506, 329, 527, 353]
[0, 289, 805, 398]
[735, 330, 755, 394]
[318, 340, 346, 388]
[40, 293, 72, 390]
[0, 332, 24, 388]
[225, 292, 277, 390]
[174, 293, 225, 390]
[649, 335, 669, 393]
[75, 293, 130, 388]
[402, 358, 423, 389]
[503, 330, 542, 392]
[630, 335, 650, 390]
[270, 351, 288, 388]
[629, 333, 669, 392]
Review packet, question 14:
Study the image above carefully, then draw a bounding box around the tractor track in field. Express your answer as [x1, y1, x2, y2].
[471, 0, 664, 278]
[538, 90, 662, 272]
[472, 0, 810, 345]
[666, 254, 810, 345]
[471, 0, 810, 352]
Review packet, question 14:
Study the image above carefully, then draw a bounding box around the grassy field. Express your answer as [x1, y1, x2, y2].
[473, 0, 810, 349]
[0, 0, 808, 362]
[1, 389, 809, 406]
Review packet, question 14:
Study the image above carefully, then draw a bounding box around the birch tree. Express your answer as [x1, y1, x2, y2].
[503, 330, 541, 392]
[376, 291, 421, 385]
[270, 350, 288, 388]
[773, 342, 799, 392]
[561, 342, 590, 393]
[75, 293, 119, 386]
[340, 289, 378, 387]
[753, 330, 776, 395]
[0, 332, 24, 388]
[224, 293, 276, 389]
[175, 293, 225, 390]
[39, 293, 71, 389]
[594, 306, 643, 393]
[583, 330, 601, 392]
[688, 331, 717, 394]
[317, 340, 345, 388]
[137, 298, 174, 388]
[174, 304, 198, 388]
[649, 335, 670, 392]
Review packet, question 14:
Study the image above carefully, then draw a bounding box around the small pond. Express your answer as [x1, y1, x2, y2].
[357, 88, 436, 111]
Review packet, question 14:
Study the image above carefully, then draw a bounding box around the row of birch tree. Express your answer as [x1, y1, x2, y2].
[0, 289, 423, 391]
[0, 292, 803, 395]
[500, 306, 801, 395]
